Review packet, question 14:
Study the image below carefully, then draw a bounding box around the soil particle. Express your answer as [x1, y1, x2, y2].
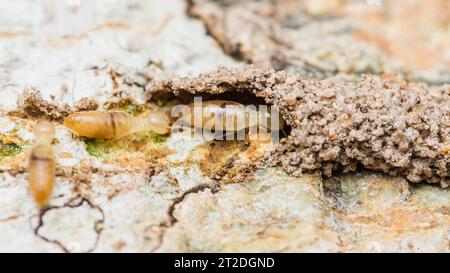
[146, 66, 450, 185]
[103, 90, 136, 110]
[74, 97, 99, 112]
[12, 88, 72, 122]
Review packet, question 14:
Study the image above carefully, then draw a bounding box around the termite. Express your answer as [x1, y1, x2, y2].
[176, 100, 285, 132]
[28, 121, 56, 207]
[172, 99, 285, 142]
[64, 110, 171, 139]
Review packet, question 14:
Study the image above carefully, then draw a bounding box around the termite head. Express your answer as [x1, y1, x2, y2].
[33, 121, 55, 141]
[143, 109, 172, 135]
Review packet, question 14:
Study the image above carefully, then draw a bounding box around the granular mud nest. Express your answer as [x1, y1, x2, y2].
[146, 66, 449, 186]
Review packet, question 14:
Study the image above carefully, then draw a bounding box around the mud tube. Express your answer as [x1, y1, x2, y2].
[146, 66, 450, 186]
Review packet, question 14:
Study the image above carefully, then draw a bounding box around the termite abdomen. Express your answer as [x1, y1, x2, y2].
[64, 110, 171, 139]
[29, 145, 56, 206]
[64, 111, 133, 139]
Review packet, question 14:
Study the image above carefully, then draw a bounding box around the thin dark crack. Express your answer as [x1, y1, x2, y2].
[32, 198, 105, 253]
[150, 182, 221, 252]
[166, 183, 214, 225]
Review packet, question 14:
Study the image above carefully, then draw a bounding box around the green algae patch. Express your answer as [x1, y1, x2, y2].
[118, 103, 145, 115]
[0, 141, 23, 159]
[85, 139, 106, 157]
[147, 131, 166, 144]
[0, 121, 28, 160]
[118, 103, 169, 116]
[85, 131, 168, 158]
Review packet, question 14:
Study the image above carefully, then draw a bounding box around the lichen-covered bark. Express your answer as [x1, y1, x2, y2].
[187, 0, 450, 84]
[0, 0, 448, 253]
[147, 67, 450, 186]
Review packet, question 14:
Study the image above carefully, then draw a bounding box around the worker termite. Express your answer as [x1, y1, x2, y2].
[64, 110, 171, 139]
[28, 121, 56, 207]
[171, 99, 285, 141]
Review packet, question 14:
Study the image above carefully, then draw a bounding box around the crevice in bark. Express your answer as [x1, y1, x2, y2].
[32, 198, 105, 253]
[151, 182, 221, 252]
